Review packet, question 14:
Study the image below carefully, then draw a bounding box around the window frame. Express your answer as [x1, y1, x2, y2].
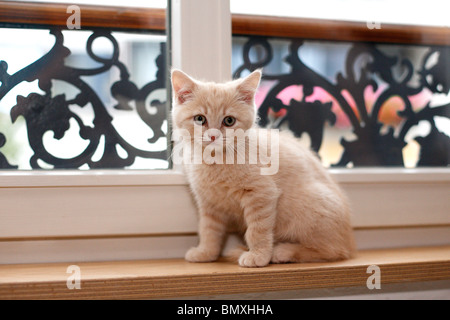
[0, 0, 449, 264]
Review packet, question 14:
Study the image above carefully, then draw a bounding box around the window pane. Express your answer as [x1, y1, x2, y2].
[231, 0, 450, 27]
[231, 4, 450, 168]
[4, 0, 167, 9]
[0, 1, 169, 170]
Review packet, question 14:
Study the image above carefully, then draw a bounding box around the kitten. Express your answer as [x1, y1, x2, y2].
[171, 69, 355, 267]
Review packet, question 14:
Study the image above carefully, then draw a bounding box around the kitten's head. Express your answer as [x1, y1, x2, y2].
[171, 69, 261, 148]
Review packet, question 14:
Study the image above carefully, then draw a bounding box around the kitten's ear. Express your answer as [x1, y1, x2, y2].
[237, 69, 262, 105]
[171, 69, 197, 105]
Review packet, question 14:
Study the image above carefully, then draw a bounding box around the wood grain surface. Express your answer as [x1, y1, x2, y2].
[0, 2, 449, 45]
[0, 1, 166, 31]
[232, 14, 450, 46]
[1, 246, 449, 299]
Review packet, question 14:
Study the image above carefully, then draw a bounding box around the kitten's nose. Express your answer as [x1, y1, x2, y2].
[204, 129, 221, 143]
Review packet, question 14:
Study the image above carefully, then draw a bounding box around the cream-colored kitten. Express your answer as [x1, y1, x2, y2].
[171, 69, 355, 267]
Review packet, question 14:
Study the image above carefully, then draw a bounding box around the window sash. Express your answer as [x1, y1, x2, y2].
[1, 168, 449, 237]
[0, 0, 449, 264]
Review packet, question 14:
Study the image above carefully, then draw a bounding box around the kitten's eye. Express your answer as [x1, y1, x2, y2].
[193, 115, 207, 125]
[223, 116, 236, 127]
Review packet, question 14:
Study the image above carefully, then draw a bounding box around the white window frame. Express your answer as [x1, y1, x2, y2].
[0, 0, 449, 264]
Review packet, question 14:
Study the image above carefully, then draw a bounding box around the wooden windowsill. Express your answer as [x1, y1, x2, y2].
[1, 1, 449, 46]
[0, 1, 166, 32]
[0, 246, 449, 299]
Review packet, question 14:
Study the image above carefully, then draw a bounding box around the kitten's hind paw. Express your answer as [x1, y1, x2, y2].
[271, 243, 296, 263]
[238, 251, 271, 267]
[185, 247, 219, 263]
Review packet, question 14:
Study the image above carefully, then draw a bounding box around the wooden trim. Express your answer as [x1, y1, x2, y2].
[1, 224, 449, 242]
[0, 1, 166, 31]
[0, 2, 449, 45]
[0, 246, 449, 299]
[353, 223, 450, 231]
[0, 232, 198, 242]
[2, 228, 449, 264]
[232, 14, 450, 46]
[1, 168, 449, 187]
[0, 176, 448, 242]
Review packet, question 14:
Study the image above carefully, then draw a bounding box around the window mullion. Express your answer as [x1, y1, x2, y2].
[170, 0, 232, 83]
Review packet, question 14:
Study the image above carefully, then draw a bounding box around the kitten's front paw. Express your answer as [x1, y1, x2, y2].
[185, 247, 218, 263]
[238, 251, 271, 267]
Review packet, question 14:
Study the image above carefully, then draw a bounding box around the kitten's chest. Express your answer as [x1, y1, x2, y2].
[185, 164, 245, 211]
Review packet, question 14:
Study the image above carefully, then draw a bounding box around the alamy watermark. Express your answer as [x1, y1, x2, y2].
[66, 265, 81, 290]
[366, 265, 381, 290]
[66, 5, 81, 30]
[366, 21, 381, 30]
[172, 127, 280, 175]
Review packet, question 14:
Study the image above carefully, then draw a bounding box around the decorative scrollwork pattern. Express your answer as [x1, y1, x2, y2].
[0, 28, 168, 169]
[233, 37, 450, 167]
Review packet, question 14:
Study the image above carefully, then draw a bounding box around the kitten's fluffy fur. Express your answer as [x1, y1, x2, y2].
[171, 69, 355, 267]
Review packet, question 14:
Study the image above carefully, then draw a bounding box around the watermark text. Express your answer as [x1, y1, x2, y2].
[172, 127, 280, 175]
[366, 264, 381, 290]
[66, 265, 81, 290]
[66, 5, 81, 30]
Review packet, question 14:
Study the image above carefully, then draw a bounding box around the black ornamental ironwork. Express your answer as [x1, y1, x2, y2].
[233, 37, 450, 167]
[0, 29, 168, 169]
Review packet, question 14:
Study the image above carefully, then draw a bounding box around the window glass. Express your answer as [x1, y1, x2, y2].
[0, 1, 169, 170]
[231, 1, 450, 168]
[231, 0, 450, 27]
[5, 0, 167, 8]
